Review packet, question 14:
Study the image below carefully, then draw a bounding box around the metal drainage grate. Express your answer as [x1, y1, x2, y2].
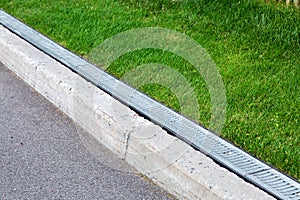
[0, 9, 299, 200]
[249, 169, 300, 200]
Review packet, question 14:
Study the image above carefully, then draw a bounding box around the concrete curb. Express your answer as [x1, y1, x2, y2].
[0, 25, 275, 200]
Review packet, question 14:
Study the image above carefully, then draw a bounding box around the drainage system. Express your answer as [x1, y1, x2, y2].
[0, 10, 299, 200]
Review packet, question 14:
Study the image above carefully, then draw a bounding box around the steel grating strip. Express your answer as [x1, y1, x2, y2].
[0, 9, 299, 200]
[249, 169, 300, 200]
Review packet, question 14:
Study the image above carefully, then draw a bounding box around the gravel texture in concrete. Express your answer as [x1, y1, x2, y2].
[0, 62, 172, 200]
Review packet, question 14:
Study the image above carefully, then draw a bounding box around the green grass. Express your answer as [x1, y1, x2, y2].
[0, 0, 299, 179]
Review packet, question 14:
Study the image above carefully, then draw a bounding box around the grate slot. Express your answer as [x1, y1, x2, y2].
[268, 178, 286, 186]
[261, 176, 281, 184]
[213, 144, 228, 152]
[235, 159, 252, 166]
[273, 182, 290, 190]
[267, 179, 283, 186]
[223, 154, 244, 162]
[239, 163, 259, 171]
[257, 172, 275, 179]
[281, 187, 298, 195]
[220, 149, 237, 155]
[289, 191, 300, 200]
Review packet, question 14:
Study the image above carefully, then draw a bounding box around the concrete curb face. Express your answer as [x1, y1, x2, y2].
[0, 25, 275, 200]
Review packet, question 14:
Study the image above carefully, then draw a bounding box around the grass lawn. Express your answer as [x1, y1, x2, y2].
[0, 0, 299, 179]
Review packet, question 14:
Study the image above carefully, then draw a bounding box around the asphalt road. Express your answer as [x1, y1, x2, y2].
[0, 62, 173, 200]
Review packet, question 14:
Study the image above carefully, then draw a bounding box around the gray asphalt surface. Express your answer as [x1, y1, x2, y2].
[0, 62, 173, 200]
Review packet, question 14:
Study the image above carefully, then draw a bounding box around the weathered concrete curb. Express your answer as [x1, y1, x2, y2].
[0, 25, 275, 200]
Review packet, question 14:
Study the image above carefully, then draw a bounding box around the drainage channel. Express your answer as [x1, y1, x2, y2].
[0, 10, 299, 200]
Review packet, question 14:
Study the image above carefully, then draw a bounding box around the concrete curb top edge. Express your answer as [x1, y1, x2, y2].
[0, 9, 298, 200]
